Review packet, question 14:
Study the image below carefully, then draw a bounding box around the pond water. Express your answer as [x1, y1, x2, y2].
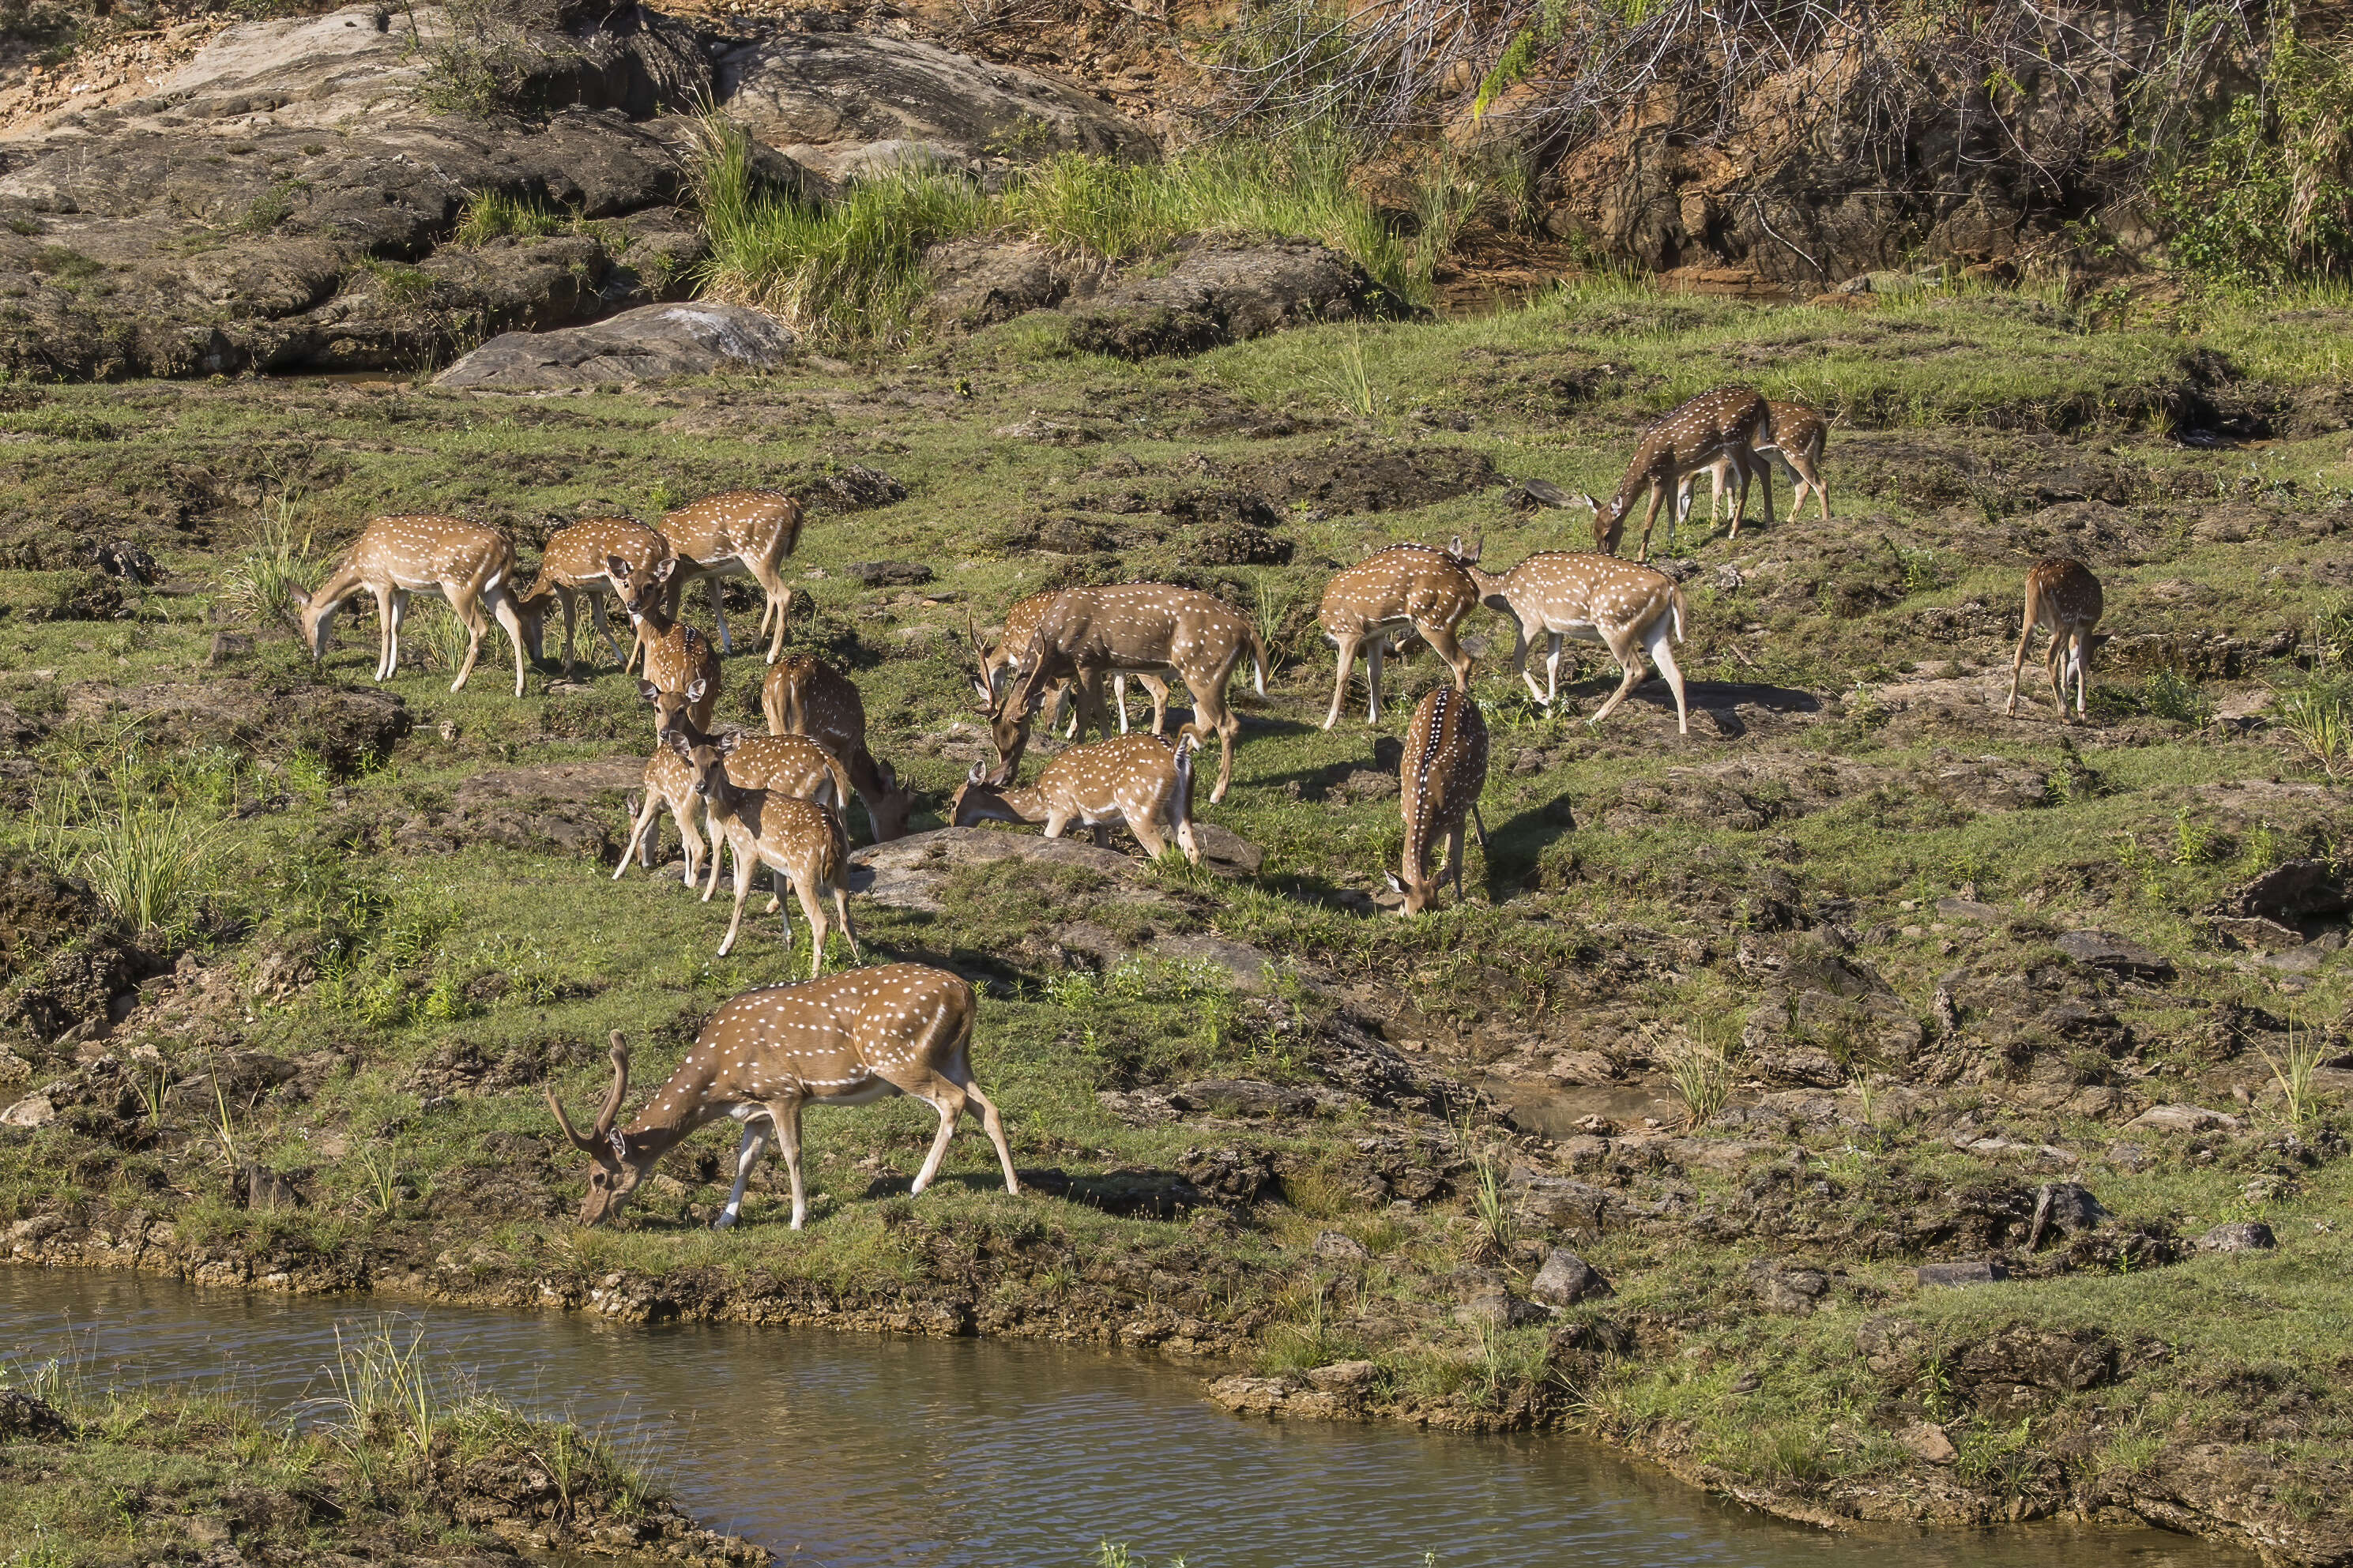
[0, 1267, 2245, 1568]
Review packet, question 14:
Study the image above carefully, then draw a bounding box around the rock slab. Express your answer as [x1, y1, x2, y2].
[1530, 1248, 1611, 1307]
[436, 303, 796, 389]
[1917, 1260, 2009, 1288]
[2197, 1220, 2277, 1253]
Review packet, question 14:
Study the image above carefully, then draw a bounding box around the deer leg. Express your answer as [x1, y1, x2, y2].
[1725, 462, 1752, 543]
[558, 588, 579, 676]
[1211, 698, 1239, 807]
[589, 592, 628, 670]
[1365, 637, 1386, 724]
[1323, 632, 1363, 731]
[832, 879, 860, 967]
[2072, 630, 2091, 720]
[2046, 634, 2069, 721]
[1636, 487, 1670, 563]
[955, 1072, 1020, 1195]
[379, 588, 405, 680]
[1143, 675, 1170, 737]
[491, 590, 529, 698]
[789, 866, 826, 980]
[702, 807, 726, 901]
[2004, 616, 2039, 717]
[1041, 806, 1071, 840]
[910, 1079, 969, 1197]
[763, 1096, 809, 1230]
[444, 583, 488, 693]
[1587, 631, 1647, 726]
[748, 556, 792, 664]
[616, 792, 661, 881]
[1425, 619, 1473, 693]
[1645, 616, 1690, 735]
[1112, 674, 1132, 735]
[1448, 819, 1469, 904]
[1544, 633, 1567, 706]
[1092, 822, 1112, 850]
[714, 1117, 769, 1228]
[717, 840, 755, 957]
[1173, 802, 1201, 865]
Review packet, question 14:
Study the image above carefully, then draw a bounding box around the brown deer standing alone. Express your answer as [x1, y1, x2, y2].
[1583, 387, 1774, 562]
[2006, 558, 2104, 722]
[1387, 684, 1489, 915]
[293, 516, 544, 697]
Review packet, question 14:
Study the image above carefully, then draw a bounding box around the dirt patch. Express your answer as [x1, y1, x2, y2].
[64, 679, 410, 776]
[391, 758, 643, 859]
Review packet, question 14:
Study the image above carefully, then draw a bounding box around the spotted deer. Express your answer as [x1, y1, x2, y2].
[994, 585, 1267, 806]
[658, 489, 804, 664]
[1387, 684, 1490, 916]
[524, 516, 671, 676]
[293, 515, 544, 697]
[947, 734, 1200, 863]
[1465, 552, 1691, 732]
[544, 968, 1018, 1231]
[608, 553, 721, 738]
[2006, 558, 2104, 722]
[614, 739, 710, 888]
[1317, 539, 1482, 729]
[667, 726, 860, 973]
[1674, 400, 1831, 535]
[1583, 386, 1775, 562]
[967, 596, 1167, 739]
[761, 653, 915, 843]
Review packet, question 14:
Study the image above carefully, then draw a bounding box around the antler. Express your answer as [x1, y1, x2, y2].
[546, 1031, 631, 1154]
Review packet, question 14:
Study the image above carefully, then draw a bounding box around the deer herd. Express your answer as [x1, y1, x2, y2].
[290, 385, 2106, 1230]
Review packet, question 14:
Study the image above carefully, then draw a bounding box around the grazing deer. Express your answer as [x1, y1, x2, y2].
[1317, 539, 1481, 729]
[545, 971, 1019, 1230]
[667, 726, 860, 973]
[2006, 558, 2104, 722]
[968, 596, 1166, 739]
[615, 739, 710, 887]
[994, 584, 1267, 806]
[947, 734, 1200, 863]
[761, 653, 915, 843]
[1674, 400, 1831, 536]
[1582, 386, 1775, 562]
[608, 553, 721, 738]
[658, 489, 804, 664]
[1466, 552, 1691, 732]
[524, 516, 671, 676]
[293, 515, 544, 697]
[1387, 684, 1489, 916]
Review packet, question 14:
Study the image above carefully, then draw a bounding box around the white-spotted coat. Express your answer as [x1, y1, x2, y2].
[948, 733, 1201, 863]
[293, 514, 543, 697]
[522, 516, 671, 675]
[1316, 541, 1481, 728]
[2006, 558, 2104, 721]
[1466, 552, 1690, 731]
[1583, 385, 1775, 562]
[659, 489, 804, 663]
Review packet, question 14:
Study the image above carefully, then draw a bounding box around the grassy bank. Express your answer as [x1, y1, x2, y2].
[1, 279, 2351, 1555]
[0, 1329, 759, 1564]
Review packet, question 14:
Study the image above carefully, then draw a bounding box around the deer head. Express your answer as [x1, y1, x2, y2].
[1446, 535, 1484, 569]
[547, 1032, 646, 1226]
[964, 611, 1001, 709]
[639, 675, 710, 737]
[866, 758, 916, 840]
[664, 724, 741, 799]
[289, 584, 333, 661]
[608, 552, 677, 625]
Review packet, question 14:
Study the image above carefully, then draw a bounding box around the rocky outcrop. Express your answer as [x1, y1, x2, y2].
[1062, 242, 1411, 358]
[435, 302, 796, 389]
[713, 24, 1154, 186]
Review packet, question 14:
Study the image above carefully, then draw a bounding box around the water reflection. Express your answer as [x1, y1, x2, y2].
[0, 1269, 2241, 1568]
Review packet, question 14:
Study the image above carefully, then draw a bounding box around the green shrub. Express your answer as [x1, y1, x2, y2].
[451, 190, 572, 246]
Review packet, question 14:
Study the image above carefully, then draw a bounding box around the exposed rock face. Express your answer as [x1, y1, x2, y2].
[1063, 243, 1410, 359]
[713, 27, 1154, 185]
[435, 302, 797, 389]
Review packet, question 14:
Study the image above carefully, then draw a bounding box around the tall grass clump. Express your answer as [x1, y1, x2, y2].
[2276, 677, 2353, 776]
[34, 792, 224, 939]
[219, 497, 323, 631]
[1663, 1028, 1735, 1127]
[451, 189, 573, 246]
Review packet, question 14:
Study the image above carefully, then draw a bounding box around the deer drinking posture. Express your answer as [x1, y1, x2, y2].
[1466, 553, 1691, 732]
[2006, 558, 2104, 722]
[762, 653, 915, 842]
[658, 489, 804, 664]
[1584, 386, 1775, 562]
[1317, 540, 1481, 729]
[948, 734, 1201, 863]
[294, 515, 543, 697]
[608, 554, 721, 738]
[1674, 400, 1832, 536]
[545, 970, 1019, 1231]
[525, 516, 671, 676]
[995, 585, 1267, 805]
[666, 726, 860, 972]
[969, 594, 1167, 739]
[1387, 685, 1489, 915]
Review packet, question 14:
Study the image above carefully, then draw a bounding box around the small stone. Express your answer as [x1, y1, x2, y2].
[2054, 930, 2174, 978]
[2212, 915, 2305, 953]
[1934, 897, 2000, 922]
[0, 1094, 56, 1129]
[845, 560, 934, 587]
[1749, 1258, 1831, 1313]
[1900, 1422, 1958, 1464]
[1305, 1359, 1378, 1393]
[1454, 1291, 1546, 1329]
[2127, 1104, 2242, 1135]
[1529, 1248, 1610, 1307]
[1917, 1260, 2009, 1288]
[1312, 1229, 1369, 1262]
[2104, 1141, 2152, 1171]
[205, 630, 253, 667]
[2027, 1181, 2106, 1249]
[2197, 1220, 2276, 1254]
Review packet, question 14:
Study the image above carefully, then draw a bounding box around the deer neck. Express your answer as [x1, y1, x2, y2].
[957, 783, 1047, 827]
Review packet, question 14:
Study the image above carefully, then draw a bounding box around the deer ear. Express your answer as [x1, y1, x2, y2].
[1576, 492, 1600, 512]
[605, 554, 631, 580]
[288, 585, 311, 609]
[636, 679, 661, 702]
[717, 731, 743, 755]
[651, 558, 677, 584]
[876, 761, 899, 791]
[966, 761, 986, 784]
[684, 676, 707, 704]
[1383, 870, 1405, 893]
[664, 727, 695, 761]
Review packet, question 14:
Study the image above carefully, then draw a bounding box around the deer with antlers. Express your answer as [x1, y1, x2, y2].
[293, 515, 544, 697]
[659, 489, 804, 664]
[1317, 539, 1481, 729]
[2006, 558, 2104, 723]
[524, 516, 671, 677]
[546, 969, 1019, 1231]
[948, 734, 1201, 863]
[607, 553, 722, 739]
[993, 585, 1267, 806]
[1673, 400, 1832, 537]
[762, 653, 914, 843]
[1387, 684, 1489, 916]
[1466, 552, 1691, 733]
[969, 594, 1167, 740]
[666, 724, 860, 972]
[1583, 386, 1775, 562]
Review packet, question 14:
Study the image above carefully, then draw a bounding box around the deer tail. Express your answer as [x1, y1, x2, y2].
[829, 754, 853, 817]
[1671, 585, 1688, 643]
[1174, 731, 1197, 827]
[1248, 628, 1269, 696]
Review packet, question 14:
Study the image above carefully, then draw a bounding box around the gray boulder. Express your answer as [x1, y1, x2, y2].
[435, 303, 796, 388]
[713, 29, 1154, 186]
[1530, 1248, 1611, 1307]
[1063, 243, 1410, 359]
[2054, 930, 2174, 978]
[2197, 1220, 2277, 1254]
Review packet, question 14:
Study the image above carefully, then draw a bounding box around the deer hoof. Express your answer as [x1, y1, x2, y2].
[711, 1211, 738, 1231]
